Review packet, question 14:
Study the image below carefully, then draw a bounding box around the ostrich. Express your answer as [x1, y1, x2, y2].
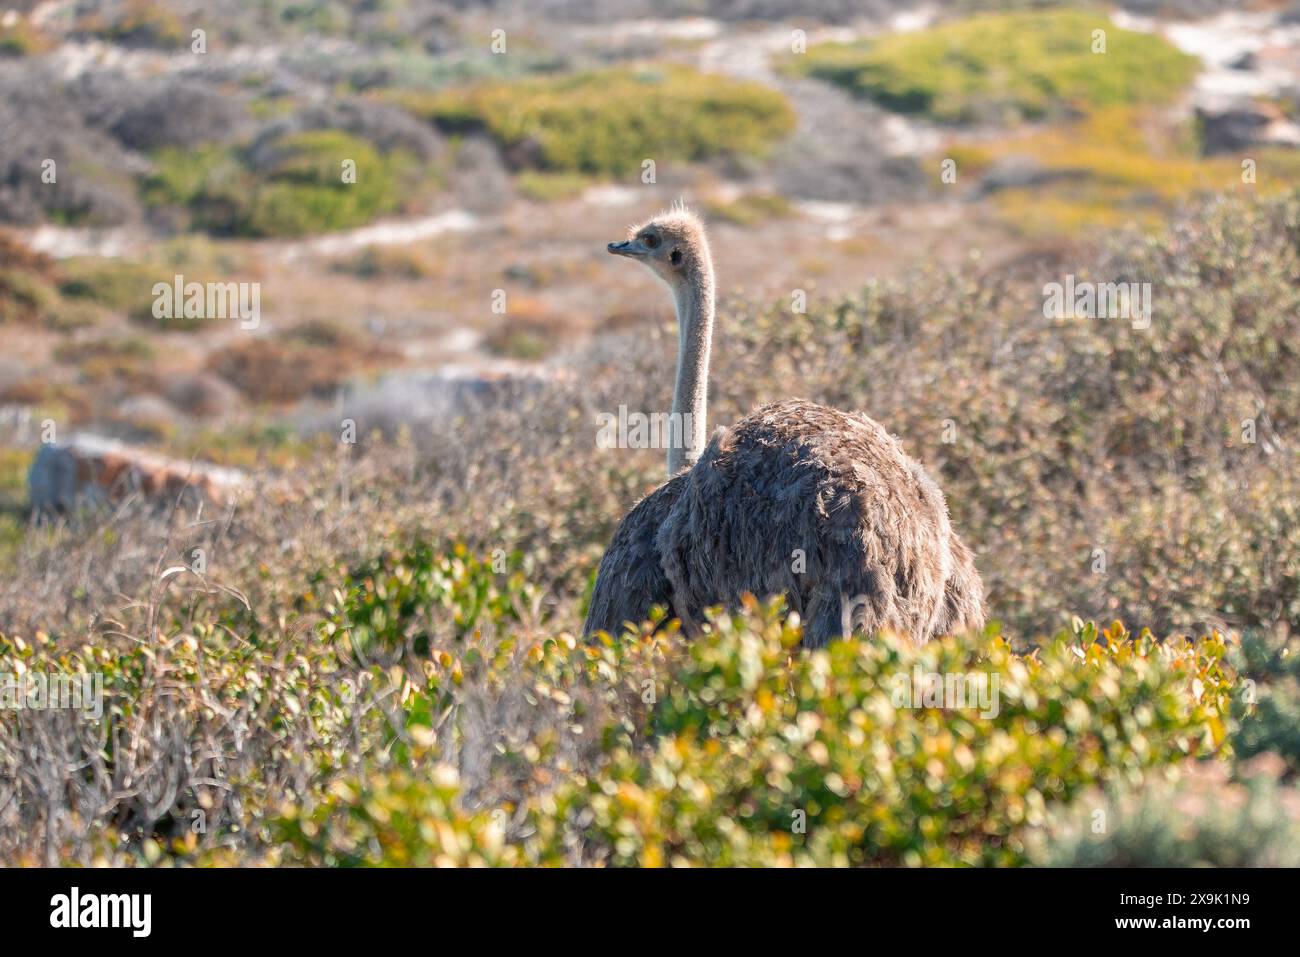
[583, 206, 984, 648]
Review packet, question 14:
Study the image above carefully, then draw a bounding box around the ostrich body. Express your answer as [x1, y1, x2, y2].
[584, 207, 983, 647]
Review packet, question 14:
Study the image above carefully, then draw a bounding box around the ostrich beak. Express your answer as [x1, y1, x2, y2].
[607, 240, 642, 258]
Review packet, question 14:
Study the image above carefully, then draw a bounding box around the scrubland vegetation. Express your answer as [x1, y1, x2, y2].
[143, 132, 420, 238]
[386, 66, 796, 178]
[2, 192, 1298, 865]
[794, 9, 1199, 123]
[2, 0, 1299, 870]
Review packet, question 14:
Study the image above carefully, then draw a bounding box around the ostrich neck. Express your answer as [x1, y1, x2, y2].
[668, 264, 714, 476]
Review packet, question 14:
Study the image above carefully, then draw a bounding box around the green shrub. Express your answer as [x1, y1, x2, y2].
[245, 130, 407, 237]
[143, 131, 413, 237]
[260, 599, 1239, 868]
[0, 267, 59, 325]
[703, 191, 794, 226]
[388, 66, 795, 176]
[1231, 627, 1300, 774]
[274, 763, 518, 866]
[533, 603, 1233, 866]
[515, 170, 591, 202]
[316, 543, 543, 658]
[944, 105, 1300, 235]
[0, 240, 109, 330]
[1032, 757, 1300, 866]
[59, 258, 165, 317]
[793, 9, 1199, 123]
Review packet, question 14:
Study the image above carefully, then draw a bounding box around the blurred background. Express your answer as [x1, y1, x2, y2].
[1, 0, 1298, 636]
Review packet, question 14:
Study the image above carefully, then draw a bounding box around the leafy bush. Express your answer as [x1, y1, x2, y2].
[260, 596, 1238, 868]
[536, 605, 1233, 866]
[703, 191, 794, 226]
[144, 131, 415, 237]
[1032, 757, 1300, 866]
[0, 264, 59, 325]
[949, 106, 1300, 235]
[387, 66, 795, 177]
[59, 256, 246, 331]
[0, 237, 105, 330]
[515, 170, 591, 203]
[793, 10, 1199, 123]
[242, 130, 409, 237]
[316, 543, 543, 657]
[274, 764, 518, 867]
[59, 258, 165, 316]
[1231, 627, 1300, 774]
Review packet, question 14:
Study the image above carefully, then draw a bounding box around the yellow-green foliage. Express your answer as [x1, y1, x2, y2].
[0, 241, 104, 331]
[275, 765, 518, 867]
[264, 592, 1238, 867]
[389, 66, 795, 176]
[0, 266, 59, 325]
[168, 423, 322, 471]
[703, 191, 794, 226]
[59, 256, 240, 331]
[515, 170, 591, 202]
[245, 130, 408, 237]
[0, 447, 32, 567]
[536, 603, 1233, 867]
[59, 258, 166, 320]
[144, 131, 414, 237]
[316, 542, 544, 655]
[951, 106, 1300, 234]
[0, 537, 1268, 867]
[794, 9, 1199, 123]
[0, 17, 52, 56]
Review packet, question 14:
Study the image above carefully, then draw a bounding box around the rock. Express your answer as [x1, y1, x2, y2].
[28, 434, 247, 516]
[1198, 102, 1300, 154]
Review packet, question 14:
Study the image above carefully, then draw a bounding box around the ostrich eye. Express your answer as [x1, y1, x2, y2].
[670, 249, 682, 266]
[643, 234, 660, 249]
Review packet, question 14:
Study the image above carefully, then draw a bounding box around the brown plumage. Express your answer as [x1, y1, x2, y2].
[585, 206, 983, 647]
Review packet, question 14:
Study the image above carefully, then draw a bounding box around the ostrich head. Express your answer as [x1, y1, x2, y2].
[607, 204, 715, 476]
[607, 205, 712, 289]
